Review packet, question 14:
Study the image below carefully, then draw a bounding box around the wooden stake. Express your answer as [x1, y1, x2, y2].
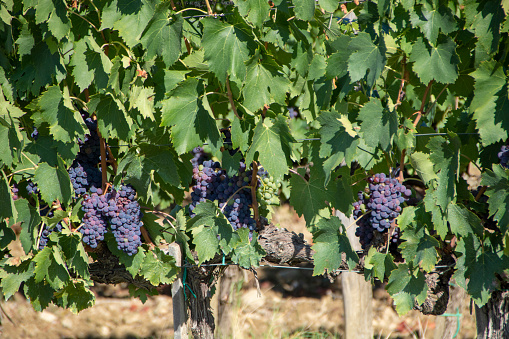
[168, 243, 188, 339]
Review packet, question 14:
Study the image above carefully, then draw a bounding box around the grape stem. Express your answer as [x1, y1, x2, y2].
[413, 80, 433, 127]
[140, 226, 154, 249]
[398, 149, 405, 183]
[97, 130, 108, 192]
[225, 76, 241, 120]
[250, 161, 261, 229]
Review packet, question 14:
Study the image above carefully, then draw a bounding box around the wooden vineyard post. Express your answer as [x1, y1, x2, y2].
[168, 243, 188, 339]
[336, 211, 374, 339]
[433, 282, 466, 339]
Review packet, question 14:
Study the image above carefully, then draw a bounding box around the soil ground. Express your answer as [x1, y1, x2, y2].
[1, 205, 477, 339]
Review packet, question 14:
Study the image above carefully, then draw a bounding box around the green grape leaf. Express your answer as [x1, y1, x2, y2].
[129, 284, 158, 304]
[317, 111, 359, 185]
[234, 0, 271, 27]
[470, 61, 509, 146]
[453, 234, 505, 307]
[160, 78, 222, 155]
[409, 152, 438, 184]
[325, 36, 352, 79]
[364, 248, 397, 282]
[423, 188, 449, 239]
[0, 260, 35, 300]
[16, 19, 35, 58]
[201, 17, 255, 84]
[140, 6, 182, 66]
[14, 199, 41, 254]
[55, 280, 95, 314]
[410, 36, 459, 84]
[88, 93, 134, 141]
[33, 159, 73, 206]
[24, 278, 55, 311]
[399, 225, 439, 272]
[70, 39, 95, 92]
[311, 217, 358, 276]
[318, 0, 339, 12]
[289, 169, 335, 225]
[447, 203, 483, 238]
[111, 0, 157, 48]
[46, 0, 70, 41]
[33, 246, 70, 290]
[409, 4, 457, 46]
[245, 116, 294, 181]
[243, 61, 291, 112]
[192, 225, 220, 264]
[139, 248, 178, 285]
[386, 264, 428, 315]
[293, 0, 315, 21]
[465, 1, 505, 58]
[482, 166, 509, 233]
[427, 136, 460, 211]
[30, 86, 87, 143]
[358, 98, 397, 151]
[231, 229, 265, 268]
[348, 32, 387, 87]
[129, 84, 156, 121]
[0, 170, 16, 219]
[53, 230, 90, 280]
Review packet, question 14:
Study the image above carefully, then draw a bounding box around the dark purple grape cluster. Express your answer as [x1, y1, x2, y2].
[80, 188, 109, 248]
[191, 146, 209, 168]
[68, 162, 102, 196]
[189, 160, 256, 232]
[353, 173, 411, 249]
[79, 185, 143, 255]
[498, 145, 509, 168]
[109, 185, 143, 256]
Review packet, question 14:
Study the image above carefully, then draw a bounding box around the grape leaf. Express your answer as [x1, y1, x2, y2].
[318, 0, 339, 13]
[192, 225, 220, 264]
[348, 32, 387, 87]
[129, 85, 156, 121]
[46, 0, 70, 41]
[231, 229, 265, 268]
[88, 93, 134, 141]
[482, 165, 509, 233]
[160, 78, 222, 155]
[0, 170, 15, 219]
[470, 60, 509, 146]
[317, 110, 359, 184]
[386, 264, 428, 315]
[16, 18, 35, 58]
[140, 6, 182, 66]
[427, 135, 460, 210]
[70, 39, 95, 92]
[358, 98, 397, 151]
[111, 0, 157, 48]
[56, 280, 95, 314]
[364, 248, 397, 282]
[311, 216, 358, 276]
[399, 224, 439, 272]
[14, 199, 41, 254]
[24, 277, 55, 311]
[453, 234, 505, 307]
[447, 203, 483, 238]
[409, 152, 438, 184]
[33, 159, 72, 206]
[29, 86, 87, 143]
[245, 116, 294, 181]
[325, 36, 352, 79]
[410, 36, 459, 84]
[293, 0, 315, 21]
[0, 260, 35, 300]
[33, 246, 70, 290]
[243, 61, 291, 112]
[409, 4, 457, 46]
[201, 17, 255, 84]
[53, 230, 90, 280]
[139, 248, 177, 285]
[290, 169, 335, 225]
[234, 0, 271, 28]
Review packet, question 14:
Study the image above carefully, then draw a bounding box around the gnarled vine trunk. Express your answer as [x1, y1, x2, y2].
[475, 290, 509, 339]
